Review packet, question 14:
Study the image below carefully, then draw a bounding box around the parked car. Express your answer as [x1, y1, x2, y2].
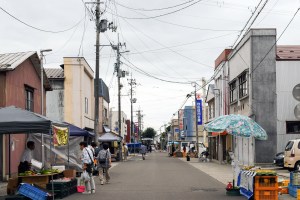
[284, 139, 300, 171]
[273, 152, 284, 167]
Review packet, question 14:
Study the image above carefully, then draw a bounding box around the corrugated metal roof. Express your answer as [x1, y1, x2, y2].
[0, 51, 36, 71]
[277, 45, 300, 60]
[45, 68, 64, 79]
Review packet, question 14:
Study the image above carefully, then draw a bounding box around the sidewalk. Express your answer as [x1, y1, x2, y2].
[178, 157, 294, 200]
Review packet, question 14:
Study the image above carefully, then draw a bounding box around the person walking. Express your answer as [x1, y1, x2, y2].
[97, 143, 111, 185]
[123, 143, 128, 161]
[140, 144, 147, 160]
[79, 141, 96, 194]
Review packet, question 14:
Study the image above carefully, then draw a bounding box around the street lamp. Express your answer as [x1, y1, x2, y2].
[40, 49, 52, 115]
[40, 49, 52, 167]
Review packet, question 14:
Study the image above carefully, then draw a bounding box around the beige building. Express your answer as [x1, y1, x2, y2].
[46, 57, 95, 131]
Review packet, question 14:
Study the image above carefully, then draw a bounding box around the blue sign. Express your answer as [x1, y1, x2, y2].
[196, 99, 203, 125]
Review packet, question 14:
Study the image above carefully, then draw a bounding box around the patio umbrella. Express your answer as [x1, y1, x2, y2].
[204, 114, 267, 140]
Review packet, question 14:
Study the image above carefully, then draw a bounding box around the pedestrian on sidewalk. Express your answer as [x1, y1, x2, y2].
[123, 143, 128, 161]
[91, 142, 100, 176]
[97, 143, 112, 185]
[79, 141, 96, 194]
[140, 144, 147, 160]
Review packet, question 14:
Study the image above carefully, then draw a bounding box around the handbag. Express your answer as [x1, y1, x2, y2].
[85, 148, 96, 173]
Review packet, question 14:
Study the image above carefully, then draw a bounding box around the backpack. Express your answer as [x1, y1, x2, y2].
[98, 150, 108, 165]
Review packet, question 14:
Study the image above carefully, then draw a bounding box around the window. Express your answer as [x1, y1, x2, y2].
[229, 81, 237, 103]
[25, 86, 34, 111]
[103, 108, 108, 118]
[286, 121, 300, 134]
[85, 97, 88, 114]
[208, 104, 215, 119]
[285, 141, 294, 151]
[239, 72, 248, 98]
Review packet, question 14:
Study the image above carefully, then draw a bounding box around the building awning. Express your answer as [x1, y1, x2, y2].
[211, 131, 227, 137]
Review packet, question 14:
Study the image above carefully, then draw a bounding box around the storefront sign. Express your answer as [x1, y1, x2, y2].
[52, 125, 69, 146]
[179, 109, 184, 131]
[196, 97, 203, 125]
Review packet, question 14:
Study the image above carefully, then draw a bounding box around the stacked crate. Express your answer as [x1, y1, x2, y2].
[254, 176, 278, 200]
[46, 179, 77, 199]
[288, 172, 300, 198]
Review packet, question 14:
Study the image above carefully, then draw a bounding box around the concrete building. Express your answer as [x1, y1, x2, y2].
[228, 29, 277, 165]
[208, 49, 233, 163]
[0, 51, 51, 180]
[276, 45, 300, 152]
[183, 106, 196, 142]
[46, 57, 95, 132]
[110, 111, 128, 139]
[97, 78, 110, 133]
[171, 119, 179, 141]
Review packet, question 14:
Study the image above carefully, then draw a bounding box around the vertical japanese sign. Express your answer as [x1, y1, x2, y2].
[196, 94, 203, 125]
[178, 109, 184, 131]
[52, 125, 69, 146]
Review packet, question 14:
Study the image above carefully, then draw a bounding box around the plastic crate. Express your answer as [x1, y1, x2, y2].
[254, 176, 278, 190]
[46, 182, 69, 190]
[288, 183, 300, 197]
[4, 194, 31, 199]
[291, 172, 300, 186]
[278, 180, 289, 187]
[254, 190, 278, 200]
[18, 183, 49, 200]
[54, 189, 69, 199]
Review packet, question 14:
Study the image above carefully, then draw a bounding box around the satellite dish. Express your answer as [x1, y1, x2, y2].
[293, 84, 300, 101]
[295, 103, 300, 120]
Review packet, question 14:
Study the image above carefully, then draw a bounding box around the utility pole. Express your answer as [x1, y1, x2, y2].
[94, 0, 101, 143]
[112, 34, 128, 161]
[193, 83, 199, 157]
[128, 75, 137, 143]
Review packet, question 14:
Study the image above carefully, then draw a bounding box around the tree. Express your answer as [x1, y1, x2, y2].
[142, 127, 157, 139]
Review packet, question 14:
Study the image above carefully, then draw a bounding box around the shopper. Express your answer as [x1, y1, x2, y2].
[123, 143, 128, 161]
[140, 144, 147, 160]
[79, 141, 95, 194]
[97, 143, 111, 185]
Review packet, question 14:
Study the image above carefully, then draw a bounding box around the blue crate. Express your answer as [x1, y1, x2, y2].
[18, 183, 49, 200]
[288, 183, 300, 198]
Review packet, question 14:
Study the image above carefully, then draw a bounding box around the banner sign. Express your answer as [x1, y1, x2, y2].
[53, 125, 69, 146]
[179, 109, 184, 131]
[196, 98, 203, 125]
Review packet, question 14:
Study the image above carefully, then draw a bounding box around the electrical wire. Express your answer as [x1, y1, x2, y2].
[108, 0, 203, 20]
[121, 17, 214, 69]
[115, 0, 196, 12]
[0, 6, 84, 33]
[78, 5, 88, 57]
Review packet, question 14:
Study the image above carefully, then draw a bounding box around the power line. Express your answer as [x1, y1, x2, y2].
[109, 0, 203, 20]
[121, 56, 192, 85]
[115, 0, 196, 12]
[0, 6, 84, 33]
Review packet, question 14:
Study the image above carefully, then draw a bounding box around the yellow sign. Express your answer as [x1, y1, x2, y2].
[52, 125, 69, 146]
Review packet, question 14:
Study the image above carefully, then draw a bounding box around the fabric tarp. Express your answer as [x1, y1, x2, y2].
[0, 106, 52, 134]
[64, 122, 94, 137]
[98, 132, 122, 142]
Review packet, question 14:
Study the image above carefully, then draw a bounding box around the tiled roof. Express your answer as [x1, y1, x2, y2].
[277, 45, 300, 60]
[45, 68, 64, 79]
[0, 51, 36, 71]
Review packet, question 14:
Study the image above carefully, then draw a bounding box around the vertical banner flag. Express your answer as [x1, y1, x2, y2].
[52, 125, 69, 146]
[179, 109, 184, 131]
[196, 94, 203, 125]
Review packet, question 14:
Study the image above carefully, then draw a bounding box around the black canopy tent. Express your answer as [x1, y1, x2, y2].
[0, 106, 67, 178]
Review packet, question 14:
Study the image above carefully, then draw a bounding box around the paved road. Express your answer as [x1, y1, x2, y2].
[65, 152, 244, 200]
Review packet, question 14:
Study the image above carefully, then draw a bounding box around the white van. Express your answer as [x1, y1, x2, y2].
[284, 139, 300, 171]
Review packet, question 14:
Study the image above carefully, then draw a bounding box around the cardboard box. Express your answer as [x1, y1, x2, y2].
[63, 169, 76, 178]
[7, 177, 19, 195]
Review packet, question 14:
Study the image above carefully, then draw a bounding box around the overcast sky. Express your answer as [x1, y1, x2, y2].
[1, 0, 300, 132]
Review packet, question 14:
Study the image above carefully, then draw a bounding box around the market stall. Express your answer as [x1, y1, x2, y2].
[204, 114, 269, 199]
[0, 106, 77, 199]
[98, 132, 122, 161]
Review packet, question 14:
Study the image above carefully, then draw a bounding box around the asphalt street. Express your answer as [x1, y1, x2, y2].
[65, 152, 245, 200]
